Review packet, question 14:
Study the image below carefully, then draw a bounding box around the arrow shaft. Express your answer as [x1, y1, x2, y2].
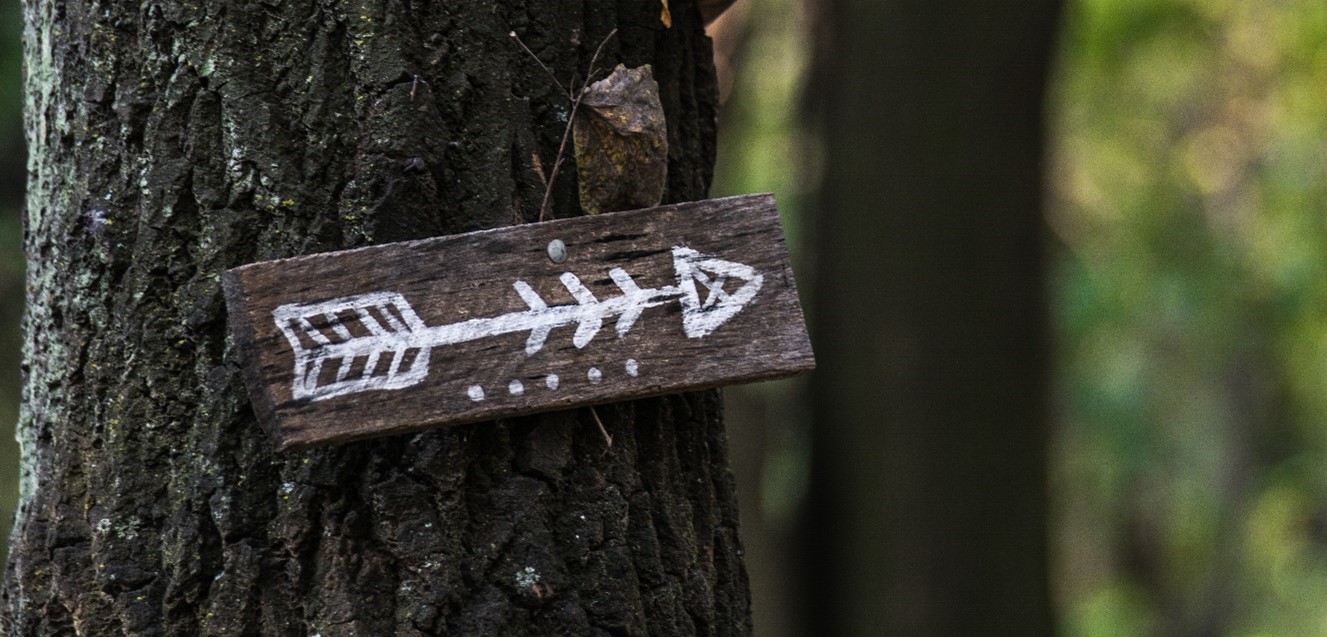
[277, 246, 765, 402]
[313, 285, 680, 360]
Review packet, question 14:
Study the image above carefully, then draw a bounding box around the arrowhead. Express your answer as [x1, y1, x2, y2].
[672, 247, 764, 338]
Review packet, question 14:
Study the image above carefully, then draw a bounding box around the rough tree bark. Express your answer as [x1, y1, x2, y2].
[4, 1, 749, 635]
[806, 1, 1062, 635]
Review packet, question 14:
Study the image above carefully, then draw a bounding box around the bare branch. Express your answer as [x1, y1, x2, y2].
[539, 28, 618, 221]
[509, 31, 569, 98]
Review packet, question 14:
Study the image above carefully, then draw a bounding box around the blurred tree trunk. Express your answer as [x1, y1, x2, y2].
[806, 1, 1062, 635]
[2, 1, 752, 634]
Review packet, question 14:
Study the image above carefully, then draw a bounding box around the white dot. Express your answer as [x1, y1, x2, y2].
[625, 359, 639, 377]
[545, 374, 559, 390]
[587, 367, 602, 384]
[467, 385, 485, 401]
[508, 379, 524, 396]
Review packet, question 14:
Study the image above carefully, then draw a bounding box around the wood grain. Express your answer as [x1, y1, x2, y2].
[223, 194, 814, 449]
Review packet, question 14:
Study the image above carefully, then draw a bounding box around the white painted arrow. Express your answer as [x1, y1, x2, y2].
[272, 246, 764, 401]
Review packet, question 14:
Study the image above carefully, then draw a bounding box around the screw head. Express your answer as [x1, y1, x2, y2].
[547, 239, 567, 263]
[402, 157, 426, 174]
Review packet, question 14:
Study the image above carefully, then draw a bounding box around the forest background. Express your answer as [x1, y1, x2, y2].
[5, 0, 1327, 634]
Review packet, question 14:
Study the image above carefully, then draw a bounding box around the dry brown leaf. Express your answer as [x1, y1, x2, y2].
[573, 64, 669, 216]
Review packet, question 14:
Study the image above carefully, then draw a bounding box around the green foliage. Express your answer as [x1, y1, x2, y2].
[1052, 0, 1327, 633]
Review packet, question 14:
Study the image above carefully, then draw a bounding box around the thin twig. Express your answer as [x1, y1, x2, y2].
[537, 28, 617, 221]
[531, 150, 549, 191]
[590, 406, 612, 452]
[586, 27, 618, 80]
[509, 31, 570, 97]
[538, 88, 585, 222]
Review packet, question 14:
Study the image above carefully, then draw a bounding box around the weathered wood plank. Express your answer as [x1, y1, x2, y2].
[222, 193, 814, 449]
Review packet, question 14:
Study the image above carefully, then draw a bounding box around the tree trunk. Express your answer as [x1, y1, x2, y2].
[4, 1, 749, 635]
[806, 1, 1062, 635]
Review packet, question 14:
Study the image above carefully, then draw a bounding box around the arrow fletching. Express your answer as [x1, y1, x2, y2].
[273, 292, 432, 401]
[610, 268, 649, 336]
[559, 272, 603, 348]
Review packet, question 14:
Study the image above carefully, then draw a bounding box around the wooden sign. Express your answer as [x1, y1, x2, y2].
[222, 193, 814, 450]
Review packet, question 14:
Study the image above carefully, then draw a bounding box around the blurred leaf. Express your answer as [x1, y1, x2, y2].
[1053, 0, 1327, 633]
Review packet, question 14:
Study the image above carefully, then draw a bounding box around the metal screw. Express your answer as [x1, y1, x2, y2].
[402, 157, 426, 174]
[547, 239, 567, 263]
